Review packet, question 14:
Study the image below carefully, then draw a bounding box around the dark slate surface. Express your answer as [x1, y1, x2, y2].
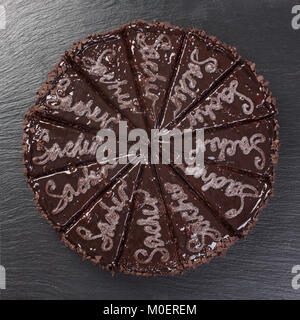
[0, 0, 300, 300]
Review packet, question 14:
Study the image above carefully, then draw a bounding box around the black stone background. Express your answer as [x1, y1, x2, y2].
[0, 0, 299, 300]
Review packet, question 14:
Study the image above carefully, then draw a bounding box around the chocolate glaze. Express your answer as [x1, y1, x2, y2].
[62, 163, 141, 271]
[156, 164, 236, 268]
[30, 162, 127, 229]
[34, 58, 125, 133]
[119, 165, 181, 275]
[23, 115, 101, 176]
[125, 21, 184, 128]
[175, 163, 272, 235]
[164, 117, 278, 178]
[23, 21, 279, 276]
[66, 31, 147, 130]
[174, 62, 276, 131]
[160, 29, 240, 129]
[203, 118, 279, 177]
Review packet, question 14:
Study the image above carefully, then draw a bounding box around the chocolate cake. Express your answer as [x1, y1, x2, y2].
[23, 20, 279, 276]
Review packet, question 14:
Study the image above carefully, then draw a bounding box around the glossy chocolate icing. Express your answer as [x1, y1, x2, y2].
[118, 165, 181, 275]
[23, 21, 278, 275]
[63, 163, 141, 270]
[23, 115, 101, 176]
[30, 162, 128, 229]
[203, 118, 278, 176]
[35, 59, 125, 132]
[175, 163, 272, 234]
[173, 63, 276, 130]
[156, 164, 235, 267]
[125, 21, 184, 128]
[66, 31, 147, 130]
[160, 29, 240, 129]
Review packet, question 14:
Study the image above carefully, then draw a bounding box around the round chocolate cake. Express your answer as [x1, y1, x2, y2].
[23, 21, 279, 276]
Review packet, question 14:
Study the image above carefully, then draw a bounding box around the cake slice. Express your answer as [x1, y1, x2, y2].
[174, 163, 272, 235]
[155, 164, 236, 268]
[203, 118, 279, 177]
[160, 29, 239, 128]
[119, 165, 181, 275]
[23, 115, 102, 176]
[67, 30, 147, 130]
[29, 162, 129, 229]
[35, 58, 124, 132]
[124, 21, 184, 128]
[173, 62, 276, 130]
[62, 163, 142, 271]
